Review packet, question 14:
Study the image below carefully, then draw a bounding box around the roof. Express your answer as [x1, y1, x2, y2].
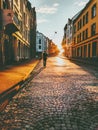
[72, 10, 82, 22]
[72, 0, 92, 23]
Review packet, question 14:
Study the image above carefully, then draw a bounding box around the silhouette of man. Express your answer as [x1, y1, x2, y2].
[42, 51, 48, 67]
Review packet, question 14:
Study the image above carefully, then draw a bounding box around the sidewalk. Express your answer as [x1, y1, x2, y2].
[0, 59, 39, 94]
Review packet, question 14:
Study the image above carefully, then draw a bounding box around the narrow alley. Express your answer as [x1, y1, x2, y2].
[0, 56, 98, 130]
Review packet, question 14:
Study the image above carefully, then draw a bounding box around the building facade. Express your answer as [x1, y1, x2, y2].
[72, 0, 98, 60]
[0, 0, 36, 66]
[36, 31, 48, 58]
[63, 19, 73, 57]
[9, 0, 31, 61]
[62, 11, 82, 58]
[61, 25, 67, 56]
[30, 7, 36, 58]
[62, 0, 98, 65]
[48, 39, 59, 55]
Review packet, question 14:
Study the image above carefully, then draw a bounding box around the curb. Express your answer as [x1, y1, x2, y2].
[0, 59, 40, 112]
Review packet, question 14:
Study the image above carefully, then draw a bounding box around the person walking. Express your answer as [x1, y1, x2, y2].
[42, 51, 48, 67]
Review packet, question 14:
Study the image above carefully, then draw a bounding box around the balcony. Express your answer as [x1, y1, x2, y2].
[2, 9, 19, 34]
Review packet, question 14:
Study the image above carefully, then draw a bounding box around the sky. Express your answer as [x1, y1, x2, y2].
[29, 0, 89, 48]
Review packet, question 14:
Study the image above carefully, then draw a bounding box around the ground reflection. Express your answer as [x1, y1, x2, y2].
[55, 57, 66, 66]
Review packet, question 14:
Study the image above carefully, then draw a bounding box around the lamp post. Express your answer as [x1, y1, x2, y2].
[52, 31, 57, 42]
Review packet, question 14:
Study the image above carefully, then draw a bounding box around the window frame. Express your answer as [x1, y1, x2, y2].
[91, 23, 96, 36]
[91, 4, 96, 18]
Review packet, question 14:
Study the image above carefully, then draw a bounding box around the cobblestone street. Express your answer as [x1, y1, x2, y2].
[0, 56, 98, 130]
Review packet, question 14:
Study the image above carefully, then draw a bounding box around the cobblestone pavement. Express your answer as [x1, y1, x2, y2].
[0, 56, 98, 130]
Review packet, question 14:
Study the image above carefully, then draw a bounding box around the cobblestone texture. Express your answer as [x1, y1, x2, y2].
[0, 56, 98, 130]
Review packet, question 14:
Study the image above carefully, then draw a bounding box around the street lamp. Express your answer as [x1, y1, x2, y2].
[51, 31, 57, 43]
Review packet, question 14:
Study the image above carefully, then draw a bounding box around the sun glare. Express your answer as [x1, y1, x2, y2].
[57, 45, 64, 55]
[55, 57, 66, 66]
[59, 48, 64, 55]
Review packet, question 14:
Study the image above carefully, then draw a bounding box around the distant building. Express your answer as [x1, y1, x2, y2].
[63, 11, 81, 58]
[63, 0, 98, 62]
[61, 25, 67, 56]
[48, 39, 59, 55]
[64, 19, 73, 57]
[36, 31, 48, 58]
[72, 0, 98, 59]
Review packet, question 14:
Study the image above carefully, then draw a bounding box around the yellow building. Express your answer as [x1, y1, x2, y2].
[11, 0, 31, 61]
[72, 0, 98, 60]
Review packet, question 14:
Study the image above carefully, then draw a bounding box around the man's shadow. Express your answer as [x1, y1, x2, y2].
[31, 66, 45, 78]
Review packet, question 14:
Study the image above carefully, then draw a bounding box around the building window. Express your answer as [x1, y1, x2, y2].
[20, 1, 23, 13]
[72, 48, 76, 57]
[77, 21, 79, 31]
[77, 35, 79, 43]
[77, 47, 81, 57]
[80, 19, 82, 29]
[83, 15, 85, 26]
[3, 0, 9, 9]
[77, 47, 79, 56]
[86, 29, 88, 39]
[18, 41, 20, 57]
[77, 33, 81, 43]
[92, 42, 97, 57]
[82, 31, 85, 41]
[81, 46, 82, 57]
[88, 44, 90, 57]
[77, 19, 82, 30]
[74, 37, 76, 44]
[39, 45, 41, 49]
[84, 45, 87, 58]
[39, 39, 41, 44]
[15, 0, 18, 5]
[23, 13, 25, 25]
[91, 4, 96, 18]
[80, 33, 81, 42]
[91, 23, 96, 36]
[86, 12, 88, 24]
[73, 25, 76, 34]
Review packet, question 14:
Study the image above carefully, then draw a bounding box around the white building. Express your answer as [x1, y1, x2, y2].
[36, 31, 48, 57]
[64, 11, 82, 58]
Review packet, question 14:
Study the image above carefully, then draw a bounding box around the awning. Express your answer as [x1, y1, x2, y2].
[13, 33, 25, 44]
[4, 23, 19, 35]
[12, 33, 30, 47]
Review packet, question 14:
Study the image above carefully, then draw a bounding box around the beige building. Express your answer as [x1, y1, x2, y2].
[0, 0, 36, 66]
[10, 0, 31, 61]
